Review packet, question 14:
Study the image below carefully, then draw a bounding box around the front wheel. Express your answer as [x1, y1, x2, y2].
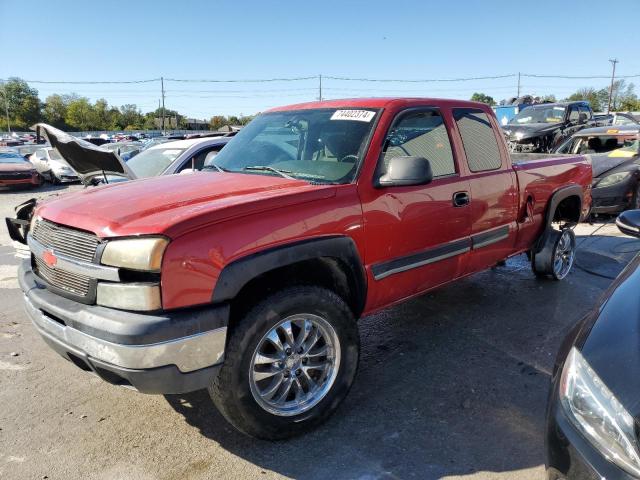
[532, 228, 576, 280]
[209, 286, 360, 440]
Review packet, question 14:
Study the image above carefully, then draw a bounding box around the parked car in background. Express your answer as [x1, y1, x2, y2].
[554, 126, 640, 215]
[33, 123, 231, 185]
[594, 112, 640, 126]
[99, 141, 144, 162]
[0, 148, 41, 188]
[502, 101, 598, 153]
[12, 99, 591, 439]
[546, 209, 640, 479]
[29, 147, 79, 183]
[16, 143, 51, 160]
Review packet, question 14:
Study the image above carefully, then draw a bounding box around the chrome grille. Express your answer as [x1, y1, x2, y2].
[34, 256, 92, 296]
[31, 219, 99, 262]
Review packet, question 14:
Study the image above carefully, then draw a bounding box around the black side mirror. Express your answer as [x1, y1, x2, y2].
[377, 156, 433, 188]
[616, 209, 640, 237]
[578, 113, 588, 124]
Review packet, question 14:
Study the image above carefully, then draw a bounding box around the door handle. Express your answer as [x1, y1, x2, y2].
[453, 191, 470, 207]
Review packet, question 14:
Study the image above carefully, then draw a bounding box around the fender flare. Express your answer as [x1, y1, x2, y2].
[211, 236, 367, 315]
[534, 184, 583, 253]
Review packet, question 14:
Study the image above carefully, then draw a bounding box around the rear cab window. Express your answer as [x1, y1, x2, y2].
[453, 108, 502, 172]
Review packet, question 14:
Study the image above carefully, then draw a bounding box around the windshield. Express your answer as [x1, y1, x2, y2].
[212, 108, 379, 184]
[48, 148, 63, 160]
[509, 106, 566, 125]
[0, 151, 26, 163]
[126, 146, 186, 178]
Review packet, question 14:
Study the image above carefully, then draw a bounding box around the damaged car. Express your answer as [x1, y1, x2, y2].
[33, 123, 231, 186]
[502, 101, 597, 153]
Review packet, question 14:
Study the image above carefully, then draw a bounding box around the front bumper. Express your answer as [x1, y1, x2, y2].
[19, 260, 229, 394]
[546, 375, 635, 479]
[0, 176, 39, 187]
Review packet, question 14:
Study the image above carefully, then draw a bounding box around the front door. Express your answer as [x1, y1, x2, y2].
[360, 107, 471, 310]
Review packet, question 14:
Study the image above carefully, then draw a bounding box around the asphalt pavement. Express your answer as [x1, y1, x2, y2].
[1, 183, 638, 480]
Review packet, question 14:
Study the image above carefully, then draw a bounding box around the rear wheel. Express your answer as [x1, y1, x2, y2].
[532, 228, 576, 280]
[209, 286, 359, 440]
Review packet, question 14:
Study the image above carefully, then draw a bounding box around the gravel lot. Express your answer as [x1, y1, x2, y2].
[1, 183, 638, 480]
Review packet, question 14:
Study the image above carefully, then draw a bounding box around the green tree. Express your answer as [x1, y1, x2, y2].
[65, 97, 94, 131]
[470, 92, 496, 106]
[209, 115, 226, 130]
[566, 87, 602, 112]
[0, 77, 41, 130]
[42, 94, 70, 129]
[119, 104, 143, 130]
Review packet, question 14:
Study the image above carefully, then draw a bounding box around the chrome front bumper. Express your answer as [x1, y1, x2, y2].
[19, 260, 229, 393]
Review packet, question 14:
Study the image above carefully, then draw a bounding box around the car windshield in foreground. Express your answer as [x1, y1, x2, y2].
[510, 106, 566, 125]
[0, 151, 26, 163]
[126, 146, 186, 178]
[211, 108, 380, 184]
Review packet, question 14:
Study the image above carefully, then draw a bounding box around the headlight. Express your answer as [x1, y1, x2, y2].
[560, 347, 640, 476]
[101, 237, 168, 271]
[597, 171, 632, 188]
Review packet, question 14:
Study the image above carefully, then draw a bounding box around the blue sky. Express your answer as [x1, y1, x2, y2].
[2, 0, 640, 118]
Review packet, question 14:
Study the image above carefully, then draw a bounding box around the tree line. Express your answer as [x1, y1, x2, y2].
[470, 80, 640, 112]
[0, 77, 254, 132]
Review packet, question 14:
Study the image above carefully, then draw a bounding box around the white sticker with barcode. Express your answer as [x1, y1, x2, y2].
[330, 110, 376, 122]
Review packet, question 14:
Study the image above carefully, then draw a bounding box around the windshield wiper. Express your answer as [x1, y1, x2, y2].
[202, 163, 229, 172]
[243, 165, 295, 179]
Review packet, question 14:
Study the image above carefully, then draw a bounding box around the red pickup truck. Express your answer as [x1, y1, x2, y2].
[9, 98, 591, 439]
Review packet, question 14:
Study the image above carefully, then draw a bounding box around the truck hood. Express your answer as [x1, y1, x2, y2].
[35, 172, 334, 238]
[503, 123, 562, 141]
[34, 123, 135, 185]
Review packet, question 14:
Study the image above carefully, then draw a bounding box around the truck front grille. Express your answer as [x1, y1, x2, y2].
[31, 219, 99, 262]
[34, 256, 92, 297]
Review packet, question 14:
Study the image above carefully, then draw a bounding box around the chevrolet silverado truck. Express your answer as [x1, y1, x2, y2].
[7, 98, 591, 440]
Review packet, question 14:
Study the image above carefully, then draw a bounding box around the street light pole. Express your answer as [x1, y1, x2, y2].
[607, 59, 619, 114]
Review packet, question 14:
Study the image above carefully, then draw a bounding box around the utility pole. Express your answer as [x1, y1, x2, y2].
[517, 72, 521, 98]
[2, 82, 10, 133]
[161, 76, 166, 133]
[319, 74, 323, 101]
[607, 59, 618, 114]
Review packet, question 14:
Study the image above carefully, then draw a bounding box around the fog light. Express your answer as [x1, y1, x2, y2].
[97, 283, 161, 311]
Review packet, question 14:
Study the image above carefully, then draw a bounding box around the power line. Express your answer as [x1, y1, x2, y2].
[324, 74, 517, 83]
[164, 76, 317, 83]
[3, 78, 160, 84]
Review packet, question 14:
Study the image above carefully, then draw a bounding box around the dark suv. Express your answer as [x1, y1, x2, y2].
[503, 101, 598, 153]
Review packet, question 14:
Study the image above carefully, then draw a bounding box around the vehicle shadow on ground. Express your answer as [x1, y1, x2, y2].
[165, 240, 639, 479]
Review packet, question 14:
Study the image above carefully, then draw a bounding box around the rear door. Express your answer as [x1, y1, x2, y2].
[360, 107, 471, 309]
[452, 108, 519, 273]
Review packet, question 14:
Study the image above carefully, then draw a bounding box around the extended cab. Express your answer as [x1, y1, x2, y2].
[8, 98, 591, 439]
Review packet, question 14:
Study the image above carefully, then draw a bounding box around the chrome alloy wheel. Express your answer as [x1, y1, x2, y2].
[553, 229, 575, 280]
[249, 314, 341, 417]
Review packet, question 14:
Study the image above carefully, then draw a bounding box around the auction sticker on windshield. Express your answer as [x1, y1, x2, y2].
[330, 110, 376, 122]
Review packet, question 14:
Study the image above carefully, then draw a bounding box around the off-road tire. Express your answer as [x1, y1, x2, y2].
[209, 286, 360, 440]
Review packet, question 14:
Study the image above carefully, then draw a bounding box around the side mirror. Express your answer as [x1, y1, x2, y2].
[578, 113, 588, 124]
[616, 209, 640, 237]
[377, 156, 433, 188]
[178, 168, 197, 175]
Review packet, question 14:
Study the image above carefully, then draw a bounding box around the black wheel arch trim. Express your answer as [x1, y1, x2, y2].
[211, 236, 367, 316]
[534, 184, 583, 253]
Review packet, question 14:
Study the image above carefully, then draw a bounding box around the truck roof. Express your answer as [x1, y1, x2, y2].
[266, 97, 490, 112]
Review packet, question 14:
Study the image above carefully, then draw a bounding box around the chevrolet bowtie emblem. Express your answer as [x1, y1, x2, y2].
[42, 250, 57, 268]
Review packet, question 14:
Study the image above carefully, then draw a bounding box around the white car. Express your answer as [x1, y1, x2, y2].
[29, 147, 79, 184]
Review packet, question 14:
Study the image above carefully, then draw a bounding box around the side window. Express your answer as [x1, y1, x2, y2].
[178, 146, 224, 172]
[382, 109, 456, 178]
[453, 108, 502, 172]
[568, 107, 580, 122]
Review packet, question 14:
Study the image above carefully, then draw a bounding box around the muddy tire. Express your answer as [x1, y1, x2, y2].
[209, 286, 359, 440]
